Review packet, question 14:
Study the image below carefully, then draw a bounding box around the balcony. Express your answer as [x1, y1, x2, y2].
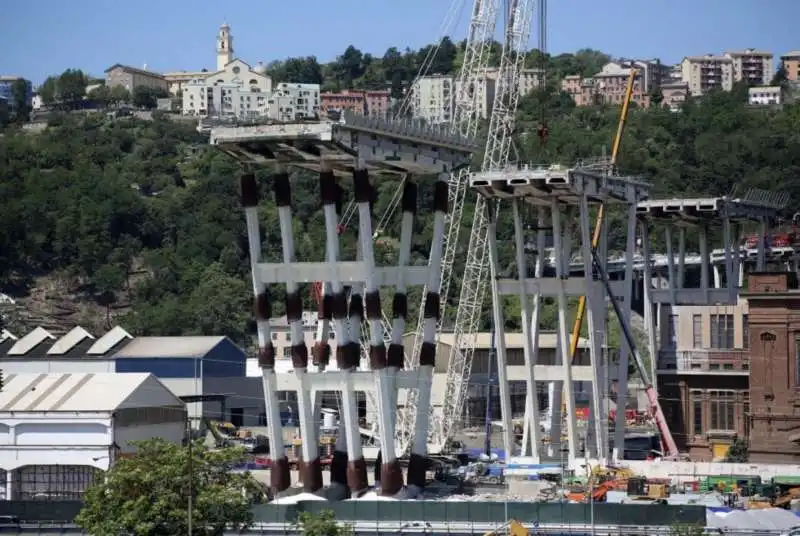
[658, 348, 750, 374]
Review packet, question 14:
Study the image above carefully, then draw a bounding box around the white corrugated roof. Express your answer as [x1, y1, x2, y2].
[113, 336, 227, 358]
[0, 372, 181, 412]
[86, 326, 132, 355]
[47, 326, 95, 355]
[7, 327, 55, 355]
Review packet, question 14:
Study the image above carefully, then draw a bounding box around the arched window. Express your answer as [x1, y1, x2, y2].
[760, 332, 776, 342]
[249, 79, 258, 85]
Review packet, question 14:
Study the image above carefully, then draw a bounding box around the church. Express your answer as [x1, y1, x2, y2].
[164, 23, 291, 119]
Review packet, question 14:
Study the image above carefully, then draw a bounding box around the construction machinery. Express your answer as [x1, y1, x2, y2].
[561, 67, 636, 433]
[433, 0, 539, 455]
[590, 248, 680, 458]
[402, 0, 502, 455]
[483, 520, 529, 536]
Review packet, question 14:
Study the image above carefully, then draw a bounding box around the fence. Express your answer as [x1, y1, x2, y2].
[252, 500, 706, 527]
[0, 500, 83, 522]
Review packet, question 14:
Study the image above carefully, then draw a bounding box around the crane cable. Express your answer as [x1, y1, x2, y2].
[536, 0, 549, 146]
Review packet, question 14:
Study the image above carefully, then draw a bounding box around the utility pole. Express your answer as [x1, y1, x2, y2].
[186, 418, 193, 536]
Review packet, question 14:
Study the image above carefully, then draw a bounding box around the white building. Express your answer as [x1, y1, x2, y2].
[180, 24, 272, 118]
[0, 372, 185, 500]
[411, 75, 454, 124]
[748, 86, 783, 106]
[271, 82, 320, 121]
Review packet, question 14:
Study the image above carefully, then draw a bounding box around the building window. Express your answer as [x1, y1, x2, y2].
[709, 390, 735, 431]
[796, 335, 800, 387]
[710, 314, 734, 349]
[692, 391, 703, 435]
[668, 314, 678, 347]
[692, 315, 702, 348]
[742, 315, 749, 349]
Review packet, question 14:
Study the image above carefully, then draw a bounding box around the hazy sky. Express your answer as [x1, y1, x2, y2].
[1, 0, 796, 84]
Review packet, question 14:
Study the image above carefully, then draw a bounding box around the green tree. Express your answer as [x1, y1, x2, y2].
[87, 85, 111, 107]
[725, 436, 749, 463]
[110, 85, 132, 106]
[76, 438, 257, 536]
[295, 510, 353, 536]
[132, 86, 169, 109]
[56, 69, 88, 107]
[772, 62, 788, 87]
[10, 78, 30, 122]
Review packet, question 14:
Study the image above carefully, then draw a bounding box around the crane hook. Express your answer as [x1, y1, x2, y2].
[537, 123, 549, 146]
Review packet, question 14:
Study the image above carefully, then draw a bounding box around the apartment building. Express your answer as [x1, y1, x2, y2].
[680, 55, 734, 96]
[319, 89, 391, 118]
[725, 49, 774, 86]
[656, 299, 750, 461]
[411, 75, 454, 124]
[748, 86, 782, 106]
[780, 51, 800, 82]
[271, 82, 321, 121]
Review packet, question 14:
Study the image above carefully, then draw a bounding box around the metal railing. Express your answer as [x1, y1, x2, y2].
[659, 348, 749, 372]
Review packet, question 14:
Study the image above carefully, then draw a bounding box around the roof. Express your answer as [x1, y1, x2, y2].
[0, 325, 133, 359]
[782, 50, 800, 59]
[112, 336, 228, 358]
[104, 63, 165, 80]
[0, 372, 183, 412]
[7, 327, 56, 356]
[724, 49, 773, 57]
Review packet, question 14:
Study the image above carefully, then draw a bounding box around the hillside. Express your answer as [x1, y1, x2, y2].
[3, 48, 800, 345]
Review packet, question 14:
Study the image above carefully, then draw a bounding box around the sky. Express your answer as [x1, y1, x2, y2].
[1, 0, 797, 85]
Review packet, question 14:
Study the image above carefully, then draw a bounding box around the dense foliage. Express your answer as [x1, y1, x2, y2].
[76, 438, 262, 536]
[2, 42, 800, 344]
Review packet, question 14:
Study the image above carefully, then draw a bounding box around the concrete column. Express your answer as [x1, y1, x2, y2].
[240, 170, 290, 495]
[408, 172, 449, 495]
[552, 201, 578, 463]
[319, 166, 352, 493]
[614, 202, 637, 462]
[486, 204, 514, 460]
[512, 199, 541, 461]
[579, 194, 606, 463]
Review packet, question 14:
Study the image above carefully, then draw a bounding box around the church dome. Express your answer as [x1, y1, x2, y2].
[254, 61, 267, 75]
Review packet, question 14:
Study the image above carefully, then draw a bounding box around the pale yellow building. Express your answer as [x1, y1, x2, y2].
[680, 55, 734, 96]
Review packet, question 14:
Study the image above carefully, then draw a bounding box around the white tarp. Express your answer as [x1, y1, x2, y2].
[706, 508, 800, 531]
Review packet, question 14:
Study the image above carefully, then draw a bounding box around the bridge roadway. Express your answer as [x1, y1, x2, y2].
[564, 246, 799, 274]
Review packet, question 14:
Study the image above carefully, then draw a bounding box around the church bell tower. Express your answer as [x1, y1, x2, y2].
[216, 23, 233, 71]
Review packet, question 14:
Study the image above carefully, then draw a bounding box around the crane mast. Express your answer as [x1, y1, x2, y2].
[398, 0, 500, 454]
[435, 0, 536, 449]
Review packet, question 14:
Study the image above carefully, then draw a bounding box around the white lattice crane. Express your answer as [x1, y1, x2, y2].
[397, 0, 501, 455]
[432, 0, 538, 452]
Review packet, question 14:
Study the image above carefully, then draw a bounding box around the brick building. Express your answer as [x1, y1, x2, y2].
[742, 272, 800, 463]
